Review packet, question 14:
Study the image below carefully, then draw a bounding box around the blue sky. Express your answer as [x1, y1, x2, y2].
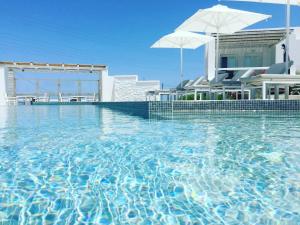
[0, 0, 299, 88]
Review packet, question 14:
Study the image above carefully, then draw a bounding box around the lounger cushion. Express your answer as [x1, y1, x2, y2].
[241, 69, 256, 79]
[231, 70, 246, 81]
[266, 61, 294, 74]
[210, 72, 229, 84]
[222, 80, 241, 86]
[176, 80, 191, 90]
[191, 76, 205, 86]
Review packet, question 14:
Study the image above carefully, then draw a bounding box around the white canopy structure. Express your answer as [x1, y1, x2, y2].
[229, 0, 300, 74]
[231, 0, 299, 4]
[176, 4, 271, 81]
[151, 31, 213, 87]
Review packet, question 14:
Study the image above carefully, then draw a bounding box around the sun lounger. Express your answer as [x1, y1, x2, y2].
[210, 72, 229, 86]
[241, 61, 297, 100]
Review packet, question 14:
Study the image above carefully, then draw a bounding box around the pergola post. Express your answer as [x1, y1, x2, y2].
[57, 80, 61, 96]
[77, 80, 82, 96]
[35, 80, 40, 97]
[7, 69, 16, 97]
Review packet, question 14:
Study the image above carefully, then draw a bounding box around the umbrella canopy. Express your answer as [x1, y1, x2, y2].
[151, 30, 213, 49]
[229, 0, 300, 74]
[176, 4, 271, 34]
[151, 31, 213, 87]
[176, 4, 271, 80]
[230, 0, 300, 5]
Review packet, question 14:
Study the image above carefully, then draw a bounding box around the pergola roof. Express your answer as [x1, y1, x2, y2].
[215, 28, 294, 48]
[0, 61, 107, 73]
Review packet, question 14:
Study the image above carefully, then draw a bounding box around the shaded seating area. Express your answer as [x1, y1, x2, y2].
[148, 61, 300, 101]
[241, 61, 300, 100]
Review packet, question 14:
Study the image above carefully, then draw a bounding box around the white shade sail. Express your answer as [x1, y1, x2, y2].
[176, 4, 271, 34]
[151, 31, 213, 49]
[231, 0, 300, 5]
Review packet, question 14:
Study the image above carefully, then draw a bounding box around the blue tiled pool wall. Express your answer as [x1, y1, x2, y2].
[150, 100, 300, 113]
[98, 102, 150, 118]
[98, 100, 300, 119]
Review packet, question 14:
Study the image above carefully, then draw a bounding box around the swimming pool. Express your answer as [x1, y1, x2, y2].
[0, 105, 299, 224]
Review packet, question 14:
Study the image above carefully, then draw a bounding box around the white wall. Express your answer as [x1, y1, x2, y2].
[101, 70, 114, 102]
[0, 66, 8, 106]
[276, 28, 300, 75]
[101, 74, 160, 102]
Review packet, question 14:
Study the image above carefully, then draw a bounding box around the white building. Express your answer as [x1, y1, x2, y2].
[101, 73, 160, 102]
[205, 27, 300, 80]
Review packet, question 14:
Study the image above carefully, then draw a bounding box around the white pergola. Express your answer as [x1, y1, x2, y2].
[0, 61, 108, 105]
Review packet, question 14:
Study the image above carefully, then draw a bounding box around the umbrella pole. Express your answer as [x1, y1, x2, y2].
[285, 0, 291, 74]
[180, 47, 183, 88]
[215, 32, 220, 82]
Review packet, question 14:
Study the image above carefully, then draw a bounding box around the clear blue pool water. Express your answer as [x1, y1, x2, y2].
[0, 105, 300, 224]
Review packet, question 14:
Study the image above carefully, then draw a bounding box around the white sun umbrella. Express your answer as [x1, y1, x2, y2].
[229, 0, 300, 74]
[176, 4, 271, 81]
[151, 31, 214, 88]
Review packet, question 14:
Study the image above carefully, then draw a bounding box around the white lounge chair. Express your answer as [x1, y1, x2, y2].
[241, 62, 297, 100]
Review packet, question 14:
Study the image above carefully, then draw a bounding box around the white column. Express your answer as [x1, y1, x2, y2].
[0, 66, 8, 106]
[215, 32, 220, 82]
[180, 47, 184, 88]
[262, 82, 267, 100]
[285, 85, 289, 100]
[100, 69, 114, 102]
[99, 72, 102, 101]
[205, 35, 216, 81]
[285, 0, 291, 74]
